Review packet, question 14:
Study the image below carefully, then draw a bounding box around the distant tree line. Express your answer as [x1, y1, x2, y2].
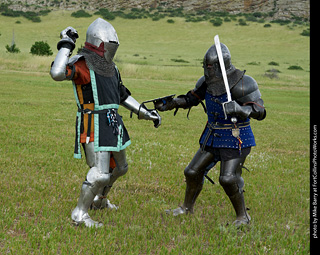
[0, 3, 50, 22]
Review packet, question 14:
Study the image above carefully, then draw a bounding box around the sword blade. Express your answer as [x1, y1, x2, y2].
[214, 35, 232, 102]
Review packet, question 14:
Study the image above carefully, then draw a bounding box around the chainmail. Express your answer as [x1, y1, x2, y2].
[78, 47, 115, 77]
[206, 68, 245, 96]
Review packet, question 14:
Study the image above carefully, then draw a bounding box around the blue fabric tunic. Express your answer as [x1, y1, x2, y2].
[199, 92, 256, 150]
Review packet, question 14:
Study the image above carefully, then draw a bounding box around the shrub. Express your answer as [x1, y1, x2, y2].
[30, 41, 53, 56]
[167, 19, 174, 23]
[268, 61, 279, 66]
[94, 8, 115, 20]
[210, 18, 223, 27]
[300, 29, 310, 37]
[238, 19, 248, 26]
[264, 69, 281, 79]
[247, 61, 260, 65]
[1, 8, 42, 22]
[171, 58, 189, 63]
[270, 19, 291, 26]
[5, 43, 20, 53]
[288, 65, 303, 70]
[71, 10, 92, 18]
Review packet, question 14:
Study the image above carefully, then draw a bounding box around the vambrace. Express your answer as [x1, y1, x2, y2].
[121, 96, 161, 122]
[50, 27, 78, 81]
[50, 47, 71, 81]
[244, 98, 266, 120]
[155, 76, 206, 114]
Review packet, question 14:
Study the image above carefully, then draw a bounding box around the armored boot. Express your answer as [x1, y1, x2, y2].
[166, 182, 203, 216]
[166, 149, 215, 216]
[228, 191, 251, 226]
[71, 181, 103, 228]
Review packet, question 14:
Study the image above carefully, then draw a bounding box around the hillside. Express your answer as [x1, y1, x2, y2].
[2, 0, 310, 21]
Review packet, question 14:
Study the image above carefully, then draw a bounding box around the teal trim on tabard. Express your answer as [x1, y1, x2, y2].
[72, 81, 82, 159]
[94, 124, 131, 152]
[72, 81, 81, 108]
[90, 69, 99, 108]
[74, 153, 82, 159]
[89, 69, 119, 111]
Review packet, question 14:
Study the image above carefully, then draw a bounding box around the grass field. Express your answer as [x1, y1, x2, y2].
[0, 10, 310, 254]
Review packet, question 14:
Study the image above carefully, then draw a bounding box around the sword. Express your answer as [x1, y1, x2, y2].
[214, 35, 237, 123]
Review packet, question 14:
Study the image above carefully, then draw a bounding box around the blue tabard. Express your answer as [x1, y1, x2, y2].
[199, 92, 256, 150]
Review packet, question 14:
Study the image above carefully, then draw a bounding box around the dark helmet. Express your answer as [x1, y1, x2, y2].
[203, 43, 235, 85]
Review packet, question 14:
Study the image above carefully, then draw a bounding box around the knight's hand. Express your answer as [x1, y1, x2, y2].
[60, 27, 78, 42]
[224, 100, 250, 120]
[139, 109, 161, 128]
[144, 109, 159, 120]
[155, 99, 176, 112]
[142, 109, 161, 128]
[151, 110, 161, 128]
[57, 27, 78, 51]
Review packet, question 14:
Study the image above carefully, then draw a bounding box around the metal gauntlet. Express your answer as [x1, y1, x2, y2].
[121, 96, 161, 127]
[156, 95, 188, 112]
[224, 99, 266, 121]
[50, 27, 78, 81]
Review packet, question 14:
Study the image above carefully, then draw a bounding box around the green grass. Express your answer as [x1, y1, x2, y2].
[0, 11, 310, 254]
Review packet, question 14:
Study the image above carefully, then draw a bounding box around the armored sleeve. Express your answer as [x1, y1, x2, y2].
[185, 76, 207, 107]
[115, 69, 131, 103]
[230, 75, 266, 120]
[120, 84, 131, 103]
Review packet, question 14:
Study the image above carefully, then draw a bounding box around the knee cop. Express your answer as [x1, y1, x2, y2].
[112, 162, 128, 179]
[184, 166, 204, 187]
[86, 166, 111, 190]
[219, 175, 244, 197]
[219, 158, 245, 197]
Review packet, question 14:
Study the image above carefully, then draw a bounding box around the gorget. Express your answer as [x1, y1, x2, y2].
[206, 69, 245, 96]
[78, 48, 115, 77]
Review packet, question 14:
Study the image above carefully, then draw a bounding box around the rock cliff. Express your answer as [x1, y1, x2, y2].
[2, 0, 310, 20]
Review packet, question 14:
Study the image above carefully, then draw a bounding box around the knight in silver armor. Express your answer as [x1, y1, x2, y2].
[50, 18, 161, 227]
[156, 42, 266, 226]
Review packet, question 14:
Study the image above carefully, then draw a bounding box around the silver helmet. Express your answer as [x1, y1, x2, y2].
[203, 43, 235, 83]
[86, 18, 119, 63]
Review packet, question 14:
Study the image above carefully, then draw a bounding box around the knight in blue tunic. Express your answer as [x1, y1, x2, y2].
[156, 42, 266, 226]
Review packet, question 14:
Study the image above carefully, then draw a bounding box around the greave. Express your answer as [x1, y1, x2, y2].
[182, 182, 203, 214]
[71, 182, 103, 227]
[228, 191, 251, 226]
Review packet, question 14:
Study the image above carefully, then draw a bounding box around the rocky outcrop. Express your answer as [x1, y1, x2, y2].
[2, 0, 310, 20]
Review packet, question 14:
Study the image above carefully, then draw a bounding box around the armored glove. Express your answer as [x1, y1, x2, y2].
[57, 26, 79, 51]
[155, 96, 188, 112]
[138, 107, 162, 128]
[224, 100, 251, 120]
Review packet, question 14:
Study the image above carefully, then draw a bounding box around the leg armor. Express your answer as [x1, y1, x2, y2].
[91, 149, 128, 210]
[71, 142, 111, 227]
[167, 149, 216, 216]
[219, 157, 251, 226]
